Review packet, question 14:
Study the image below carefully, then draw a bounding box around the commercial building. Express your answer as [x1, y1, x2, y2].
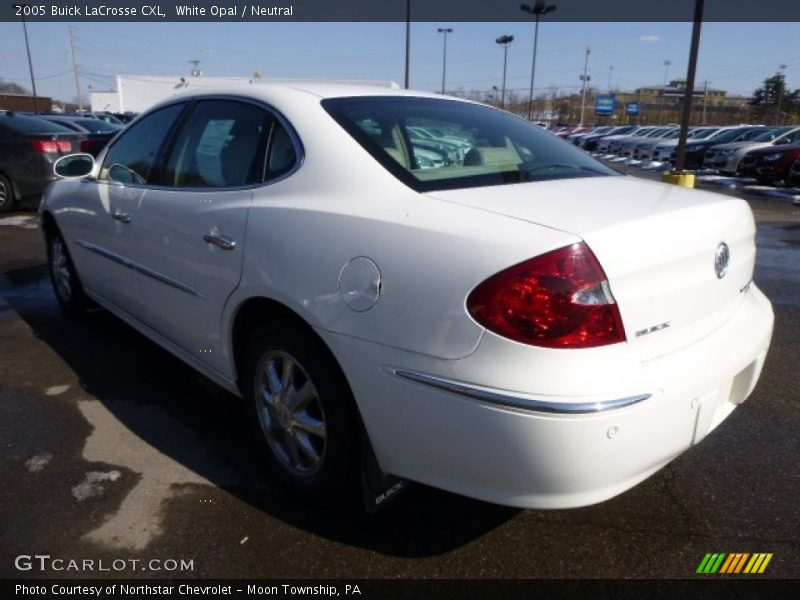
[0, 93, 53, 112]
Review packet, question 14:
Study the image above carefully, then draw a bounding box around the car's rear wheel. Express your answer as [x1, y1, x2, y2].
[242, 321, 358, 500]
[0, 175, 15, 213]
[46, 229, 90, 317]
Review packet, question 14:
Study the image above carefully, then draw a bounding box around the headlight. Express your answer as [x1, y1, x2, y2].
[762, 152, 784, 162]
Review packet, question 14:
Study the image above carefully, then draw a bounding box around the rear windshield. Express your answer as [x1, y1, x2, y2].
[0, 115, 76, 134]
[69, 118, 121, 133]
[322, 96, 617, 193]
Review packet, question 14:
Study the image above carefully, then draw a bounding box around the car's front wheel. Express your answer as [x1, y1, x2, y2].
[0, 174, 15, 213]
[242, 321, 358, 501]
[46, 229, 90, 317]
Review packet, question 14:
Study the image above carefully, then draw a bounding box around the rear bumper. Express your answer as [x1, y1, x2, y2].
[321, 285, 774, 509]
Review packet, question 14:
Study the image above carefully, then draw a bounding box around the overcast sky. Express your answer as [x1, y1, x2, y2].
[1, 21, 799, 103]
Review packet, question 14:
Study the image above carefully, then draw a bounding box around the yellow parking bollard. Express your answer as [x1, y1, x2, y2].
[661, 171, 696, 188]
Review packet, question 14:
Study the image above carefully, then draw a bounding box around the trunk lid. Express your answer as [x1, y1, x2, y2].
[428, 176, 756, 360]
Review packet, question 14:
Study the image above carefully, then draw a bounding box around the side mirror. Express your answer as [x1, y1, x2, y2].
[54, 153, 95, 179]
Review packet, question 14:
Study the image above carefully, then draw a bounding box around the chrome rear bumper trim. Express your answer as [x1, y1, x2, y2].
[392, 369, 651, 415]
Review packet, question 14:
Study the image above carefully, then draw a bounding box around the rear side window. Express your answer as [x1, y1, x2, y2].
[163, 100, 273, 188]
[0, 115, 75, 134]
[100, 103, 184, 185]
[323, 96, 616, 193]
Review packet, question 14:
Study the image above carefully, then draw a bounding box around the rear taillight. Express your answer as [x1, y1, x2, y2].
[29, 139, 58, 153]
[80, 140, 93, 153]
[467, 243, 626, 349]
[57, 140, 72, 153]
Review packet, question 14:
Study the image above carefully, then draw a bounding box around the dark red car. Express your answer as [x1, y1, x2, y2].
[738, 145, 800, 185]
[786, 158, 800, 188]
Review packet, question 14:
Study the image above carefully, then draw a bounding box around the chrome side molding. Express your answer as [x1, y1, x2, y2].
[392, 369, 651, 414]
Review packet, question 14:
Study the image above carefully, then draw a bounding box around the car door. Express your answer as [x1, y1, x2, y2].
[128, 98, 283, 375]
[67, 103, 186, 318]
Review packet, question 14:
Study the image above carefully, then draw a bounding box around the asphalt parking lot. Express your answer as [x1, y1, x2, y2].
[1, 178, 798, 580]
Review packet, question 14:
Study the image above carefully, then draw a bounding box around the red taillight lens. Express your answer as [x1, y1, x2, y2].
[29, 139, 58, 153]
[57, 140, 72, 153]
[80, 140, 92, 153]
[467, 243, 626, 349]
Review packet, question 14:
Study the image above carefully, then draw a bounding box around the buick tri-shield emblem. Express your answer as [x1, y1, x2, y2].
[715, 242, 730, 279]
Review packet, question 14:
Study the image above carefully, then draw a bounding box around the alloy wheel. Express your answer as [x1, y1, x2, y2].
[50, 237, 73, 303]
[254, 350, 327, 477]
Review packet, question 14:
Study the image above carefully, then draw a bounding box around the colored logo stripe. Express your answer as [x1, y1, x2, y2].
[698, 552, 773, 574]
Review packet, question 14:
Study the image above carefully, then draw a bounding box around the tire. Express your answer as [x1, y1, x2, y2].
[242, 321, 358, 501]
[46, 228, 90, 317]
[0, 174, 15, 213]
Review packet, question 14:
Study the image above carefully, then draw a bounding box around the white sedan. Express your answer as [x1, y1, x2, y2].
[41, 81, 774, 509]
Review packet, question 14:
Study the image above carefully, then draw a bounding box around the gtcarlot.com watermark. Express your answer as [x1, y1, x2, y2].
[14, 554, 194, 573]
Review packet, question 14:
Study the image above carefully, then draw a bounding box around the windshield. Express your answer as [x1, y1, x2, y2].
[752, 127, 792, 142]
[643, 128, 668, 137]
[323, 97, 617, 192]
[689, 128, 719, 140]
[710, 128, 748, 143]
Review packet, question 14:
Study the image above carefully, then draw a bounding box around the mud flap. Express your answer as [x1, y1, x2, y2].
[359, 420, 407, 513]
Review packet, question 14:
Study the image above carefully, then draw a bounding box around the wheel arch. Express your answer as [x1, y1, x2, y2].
[229, 296, 356, 402]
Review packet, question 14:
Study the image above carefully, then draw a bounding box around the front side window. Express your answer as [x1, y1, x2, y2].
[163, 100, 273, 188]
[323, 96, 616, 193]
[100, 103, 184, 185]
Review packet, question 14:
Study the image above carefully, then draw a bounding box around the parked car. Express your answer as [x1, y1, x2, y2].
[554, 126, 588, 139]
[632, 127, 680, 159]
[41, 83, 774, 509]
[573, 125, 615, 147]
[650, 127, 721, 163]
[738, 145, 800, 185]
[581, 125, 638, 152]
[0, 113, 83, 212]
[703, 126, 800, 175]
[786, 157, 800, 187]
[36, 115, 122, 157]
[597, 126, 652, 153]
[679, 126, 767, 169]
[616, 127, 675, 158]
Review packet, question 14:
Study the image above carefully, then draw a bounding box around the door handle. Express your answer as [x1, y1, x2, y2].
[111, 210, 131, 224]
[203, 232, 236, 250]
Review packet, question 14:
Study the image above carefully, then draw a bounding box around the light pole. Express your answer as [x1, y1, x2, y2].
[521, 1, 557, 121]
[20, 10, 39, 113]
[579, 47, 591, 127]
[437, 27, 453, 95]
[495, 34, 514, 109]
[659, 59, 671, 123]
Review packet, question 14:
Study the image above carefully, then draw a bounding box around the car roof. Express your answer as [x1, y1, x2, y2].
[166, 80, 445, 103]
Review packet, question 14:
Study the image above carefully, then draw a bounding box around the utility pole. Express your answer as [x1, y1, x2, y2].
[437, 27, 453, 95]
[776, 64, 787, 125]
[702, 79, 710, 123]
[674, 0, 705, 173]
[579, 47, 591, 127]
[404, 0, 410, 89]
[20, 12, 39, 113]
[608, 65, 614, 91]
[69, 26, 83, 112]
